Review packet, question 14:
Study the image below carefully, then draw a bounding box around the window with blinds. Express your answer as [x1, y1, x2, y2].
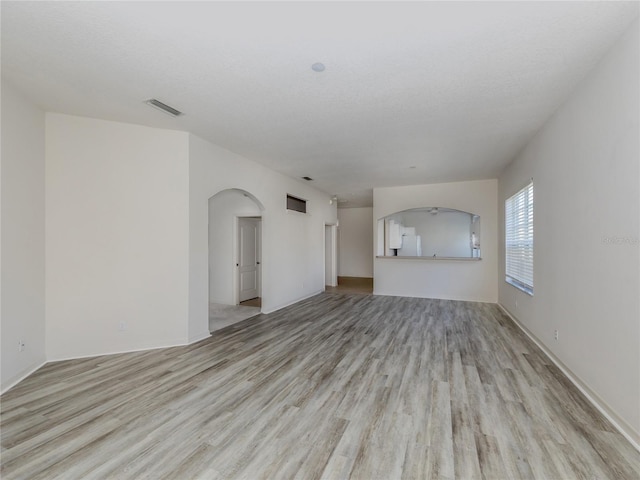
[505, 181, 534, 295]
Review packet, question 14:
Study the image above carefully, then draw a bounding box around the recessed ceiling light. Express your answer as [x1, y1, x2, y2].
[311, 63, 325, 72]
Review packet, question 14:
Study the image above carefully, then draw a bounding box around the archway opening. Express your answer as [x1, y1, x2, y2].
[208, 188, 264, 332]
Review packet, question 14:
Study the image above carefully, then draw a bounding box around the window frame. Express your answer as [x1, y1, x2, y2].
[505, 181, 534, 296]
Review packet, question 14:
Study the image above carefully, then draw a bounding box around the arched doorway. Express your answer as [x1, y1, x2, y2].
[208, 188, 264, 332]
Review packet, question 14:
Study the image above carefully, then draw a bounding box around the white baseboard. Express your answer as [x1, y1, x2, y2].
[498, 303, 640, 451]
[47, 337, 191, 363]
[1, 359, 47, 395]
[373, 289, 496, 304]
[3, 333, 215, 394]
[261, 290, 324, 315]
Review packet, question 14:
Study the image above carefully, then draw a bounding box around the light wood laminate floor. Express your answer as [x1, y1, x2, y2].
[2, 293, 638, 479]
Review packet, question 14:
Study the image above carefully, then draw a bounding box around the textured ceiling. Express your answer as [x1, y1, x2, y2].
[2, 2, 638, 207]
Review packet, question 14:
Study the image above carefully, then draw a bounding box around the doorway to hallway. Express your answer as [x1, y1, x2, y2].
[208, 189, 264, 333]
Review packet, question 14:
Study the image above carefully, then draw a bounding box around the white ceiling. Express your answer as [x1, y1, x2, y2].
[2, 2, 638, 207]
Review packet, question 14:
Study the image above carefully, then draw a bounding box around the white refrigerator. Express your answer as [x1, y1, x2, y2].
[398, 234, 422, 256]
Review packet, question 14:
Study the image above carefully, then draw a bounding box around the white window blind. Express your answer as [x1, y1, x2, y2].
[505, 181, 533, 295]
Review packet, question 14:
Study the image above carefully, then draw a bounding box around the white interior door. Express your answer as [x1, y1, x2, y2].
[238, 218, 260, 302]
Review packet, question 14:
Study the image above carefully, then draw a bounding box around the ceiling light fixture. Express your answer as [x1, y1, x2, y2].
[311, 63, 325, 72]
[144, 98, 183, 117]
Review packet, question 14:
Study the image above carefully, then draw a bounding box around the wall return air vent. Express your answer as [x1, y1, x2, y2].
[286, 194, 307, 214]
[144, 99, 183, 117]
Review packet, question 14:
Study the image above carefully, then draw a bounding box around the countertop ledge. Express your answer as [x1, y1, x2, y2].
[376, 256, 482, 261]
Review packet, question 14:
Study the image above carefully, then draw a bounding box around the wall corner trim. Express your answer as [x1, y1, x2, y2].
[498, 303, 640, 451]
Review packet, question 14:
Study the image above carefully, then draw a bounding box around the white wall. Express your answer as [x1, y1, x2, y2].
[1, 82, 46, 392]
[5, 110, 336, 366]
[374, 179, 497, 302]
[209, 190, 261, 305]
[46, 114, 190, 360]
[499, 20, 639, 443]
[188, 134, 337, 340]
[337, 207, 374, 278]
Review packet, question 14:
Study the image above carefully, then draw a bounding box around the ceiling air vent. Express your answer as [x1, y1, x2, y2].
[144, 99, 183, 117]
[302, 176, 313, 181]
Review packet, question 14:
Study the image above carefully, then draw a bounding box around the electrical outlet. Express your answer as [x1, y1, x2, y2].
[118, 321, 127, 332]
[554, 330, 559, 341]
[18, 340, 25, 352]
